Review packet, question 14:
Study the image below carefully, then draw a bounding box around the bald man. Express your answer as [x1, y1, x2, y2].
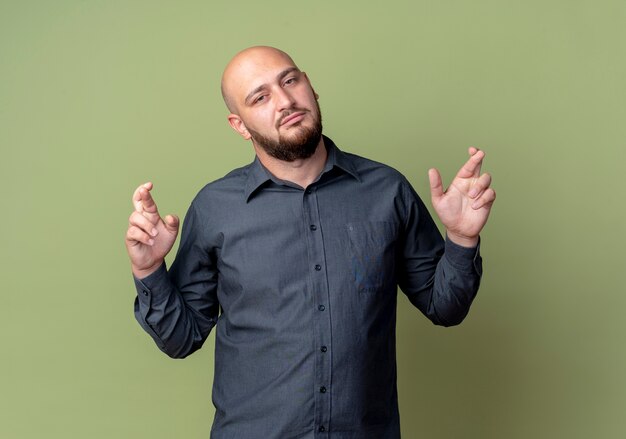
[126, 46, 495, 438]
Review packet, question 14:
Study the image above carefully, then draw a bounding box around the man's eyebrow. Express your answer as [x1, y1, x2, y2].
[277, 66, 300, 82]
[244, 67, 301, 105]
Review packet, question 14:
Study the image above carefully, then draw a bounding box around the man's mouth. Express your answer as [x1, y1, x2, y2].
[279, 111, 306, 127]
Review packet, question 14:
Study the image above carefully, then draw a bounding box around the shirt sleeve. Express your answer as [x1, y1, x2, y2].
[397, 181, 482, 326]
[133, 201, 220, 358]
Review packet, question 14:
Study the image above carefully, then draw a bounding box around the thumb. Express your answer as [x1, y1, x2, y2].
[163, 214, 180, 233]
[428, 168, 444, 200]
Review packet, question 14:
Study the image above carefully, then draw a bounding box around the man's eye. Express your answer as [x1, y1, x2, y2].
[254, 95, 266, 104]
[284, 77, 296, 85]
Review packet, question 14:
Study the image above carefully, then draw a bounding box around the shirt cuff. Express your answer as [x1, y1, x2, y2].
[443, 235, 483, 275]
[133, 262, 173, 306]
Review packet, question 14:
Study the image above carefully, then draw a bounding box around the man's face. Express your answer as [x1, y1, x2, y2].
[224, 49, 323, 161]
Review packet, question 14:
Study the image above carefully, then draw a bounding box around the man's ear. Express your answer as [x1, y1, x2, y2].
[303, 72, 319, 100]
[227, 114, 251, 140]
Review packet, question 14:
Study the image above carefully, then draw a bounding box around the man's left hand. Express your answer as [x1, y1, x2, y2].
[428, 147, 496, 247]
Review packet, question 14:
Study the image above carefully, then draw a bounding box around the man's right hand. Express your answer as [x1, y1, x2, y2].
[125, 182, 180, 279]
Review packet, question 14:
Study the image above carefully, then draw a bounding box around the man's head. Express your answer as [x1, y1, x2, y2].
[221, 46, 323, 162]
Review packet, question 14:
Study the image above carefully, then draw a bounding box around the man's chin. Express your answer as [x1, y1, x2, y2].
[249, 118, 323, 162]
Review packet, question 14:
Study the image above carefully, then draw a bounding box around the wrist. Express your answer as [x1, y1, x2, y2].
[446, 230, 479, 248]
[132, 260, 164, 279]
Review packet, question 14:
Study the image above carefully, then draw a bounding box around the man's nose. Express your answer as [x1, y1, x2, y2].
[275, 88, 296, 112]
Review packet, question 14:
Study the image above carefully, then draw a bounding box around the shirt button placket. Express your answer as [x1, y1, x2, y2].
[303, 186, 331, 436]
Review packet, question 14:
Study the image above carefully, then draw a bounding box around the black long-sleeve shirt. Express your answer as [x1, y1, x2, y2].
[133, 136, 482, 438]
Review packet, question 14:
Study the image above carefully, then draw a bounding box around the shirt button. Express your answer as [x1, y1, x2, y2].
[310, 224, 317, 231]
[320, 346, 327, 353]
[318, 305, 325, 311]
[315, 264, 322, 271]
[318, 425, 326, 432]
[305, 188, 312, 194]
[320, 386, 327, 393]
[142, 290, 149, 296]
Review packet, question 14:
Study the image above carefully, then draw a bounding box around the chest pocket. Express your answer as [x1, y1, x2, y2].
[346, 221, 398, 293]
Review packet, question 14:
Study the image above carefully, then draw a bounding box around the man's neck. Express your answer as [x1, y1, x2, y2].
[254, 137, 328, 189]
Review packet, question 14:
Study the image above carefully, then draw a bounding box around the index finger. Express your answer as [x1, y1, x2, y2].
[132, 182, 154, 213]
[455, 148, 485, 179]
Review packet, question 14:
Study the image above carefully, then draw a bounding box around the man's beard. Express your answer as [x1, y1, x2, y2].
[248, 105, 323, 162]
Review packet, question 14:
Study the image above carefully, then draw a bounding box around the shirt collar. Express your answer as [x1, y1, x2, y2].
[322, 135, 361, 182]
[244, 135, 361, 202]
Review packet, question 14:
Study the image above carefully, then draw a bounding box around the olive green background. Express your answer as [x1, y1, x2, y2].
[1, 1, 624, 438]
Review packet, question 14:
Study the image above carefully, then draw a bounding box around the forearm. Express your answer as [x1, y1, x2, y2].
[133, 262, 218, 358]
[427, 237, 482, 326]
